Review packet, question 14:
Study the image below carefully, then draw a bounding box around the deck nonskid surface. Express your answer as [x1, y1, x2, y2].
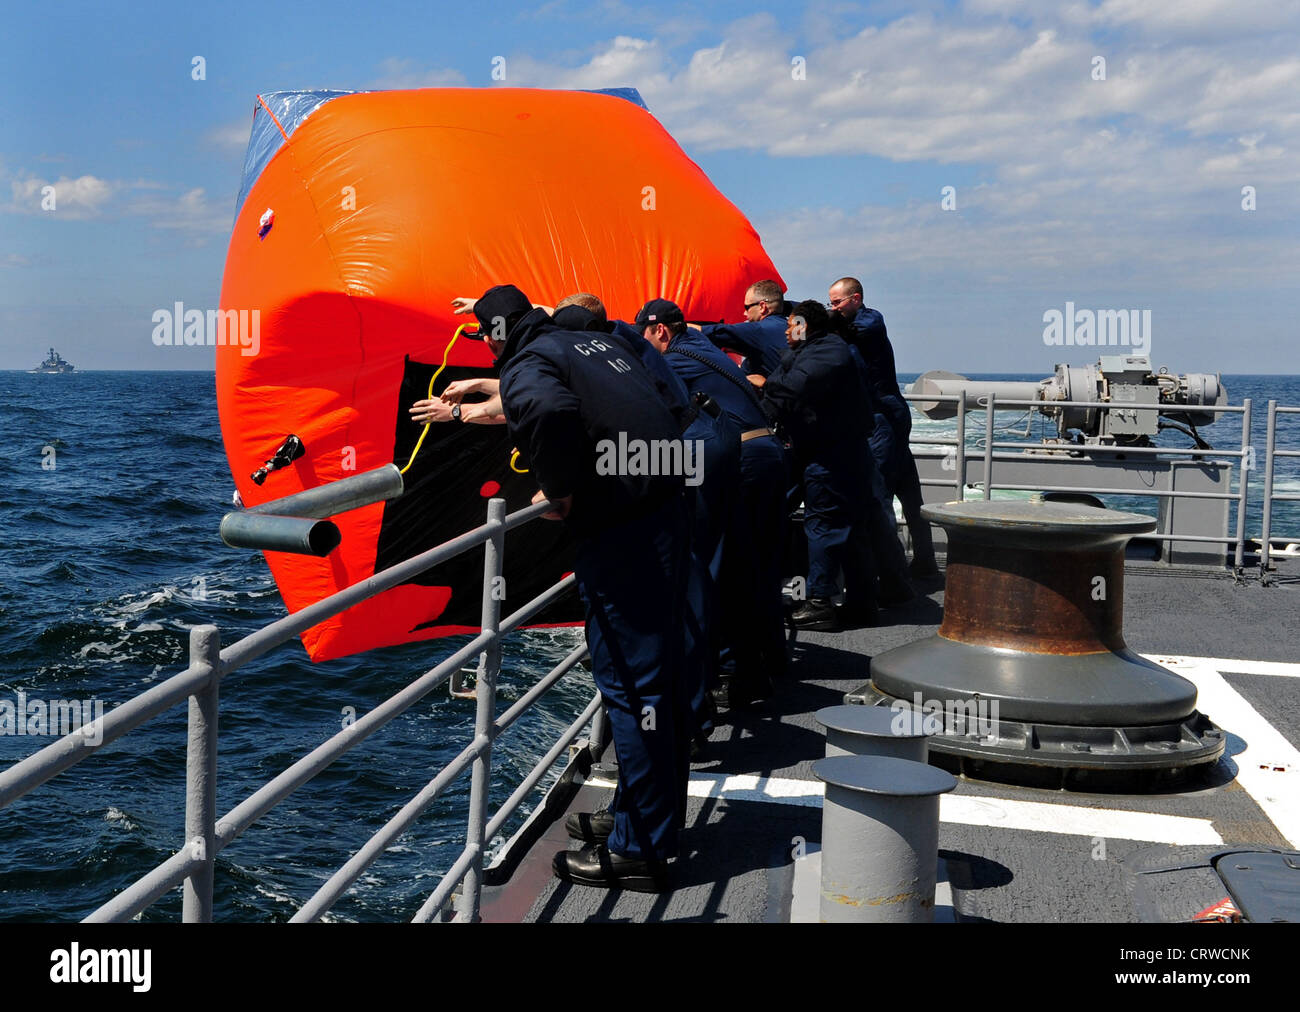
[496, 571, 1299, 922]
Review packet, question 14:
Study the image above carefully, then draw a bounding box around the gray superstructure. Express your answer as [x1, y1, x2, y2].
[30, 347, 75, 373]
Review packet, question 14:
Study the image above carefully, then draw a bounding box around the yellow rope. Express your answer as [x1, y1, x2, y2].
[398, 321, 529, 475]
[399, 323, 469, 475]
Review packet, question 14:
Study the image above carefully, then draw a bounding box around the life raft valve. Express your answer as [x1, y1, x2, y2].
[251, 434, 306, 485]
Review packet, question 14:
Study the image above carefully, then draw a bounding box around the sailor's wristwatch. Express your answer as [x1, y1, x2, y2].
[451, 403, 463, 423]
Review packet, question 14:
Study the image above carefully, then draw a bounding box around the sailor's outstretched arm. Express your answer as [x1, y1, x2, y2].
[700, 321, 774, 368]
[441, 377, 500, 402]
[500, 355, 585, 506]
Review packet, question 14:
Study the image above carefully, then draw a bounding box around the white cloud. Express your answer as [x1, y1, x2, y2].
[482, 11, 1299, 306]
[4, 171, 230, 240]
[371, 58, 467, 89]
[207, 120, 252, 152]
[8, 175, 115, 218]
[128, 187, 230, 237]
[1092, 0, 1300, 37]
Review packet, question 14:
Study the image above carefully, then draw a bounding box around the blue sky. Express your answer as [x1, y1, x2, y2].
[2, 0, 1297, 373]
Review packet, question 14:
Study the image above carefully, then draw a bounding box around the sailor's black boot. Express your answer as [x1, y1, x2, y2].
[565, 809, 614, 843]
[710, 674, 772, 709]
[552, 843, 668, 892]
[790, 597, 838, 631]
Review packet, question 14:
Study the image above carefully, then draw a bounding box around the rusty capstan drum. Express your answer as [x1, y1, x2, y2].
[852, 499, 1225, 786]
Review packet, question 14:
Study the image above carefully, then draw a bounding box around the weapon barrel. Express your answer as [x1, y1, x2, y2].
[911, 371, 1046, 419]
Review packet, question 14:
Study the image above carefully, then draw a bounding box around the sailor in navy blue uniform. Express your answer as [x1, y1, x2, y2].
[698, 279, 791, 378]
[761, 300, 890, 628]
[829, 276, 937, 577]
[476, 285, 689, 891]
[635, 299, 789, 706]
[552, 296, 737, 750]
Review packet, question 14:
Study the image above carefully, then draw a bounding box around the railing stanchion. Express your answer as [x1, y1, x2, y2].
[1261, 401, 1277, 583]
[182, 625, 220, 923]
[955, 395, 967, 502]
[460, 498, 506, 922]
[589, 705, 609, 760]
[1234, 398, 1252, 573]
[982, 392, 996, 501]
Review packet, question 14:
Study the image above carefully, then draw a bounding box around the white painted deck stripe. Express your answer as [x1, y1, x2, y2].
[686, 772, 1222, 844]
[687, 773, 820, 807]
[940, 793, 1221, 844]
[1141, 654, 1300, 678]
[1169, 661, 1300, 848]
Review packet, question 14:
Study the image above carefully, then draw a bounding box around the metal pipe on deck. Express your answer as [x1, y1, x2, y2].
[244, 463, 404, 518]
[1261, 401, 1277, 579]
[816, 705, 929, 762]
[219, 512, 341, 556]
[814, 756, 956, 923]
[182, 626, 220, 924]
[461, 498, 506, 923]
[1234, 398, 1253, 572]
[219, 464, 404, 556]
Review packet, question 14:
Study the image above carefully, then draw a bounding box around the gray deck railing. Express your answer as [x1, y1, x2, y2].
[1260, 402, 1300, 582]
[0, 496, 600, 923]
[903, 391, 1298, 579]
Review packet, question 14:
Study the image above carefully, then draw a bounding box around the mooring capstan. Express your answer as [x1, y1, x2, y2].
[854, 500, 1225, 784]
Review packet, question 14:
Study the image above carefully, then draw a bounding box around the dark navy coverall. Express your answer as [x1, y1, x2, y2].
[761, 332, 883, 603]
[498, 309, 690, 861]
[845, 344, 914, 599]
[842, 305, 935, 568]
[701, 313, 790, 378]
[553, 306, 740, 740]
[664, 327, 789, 684]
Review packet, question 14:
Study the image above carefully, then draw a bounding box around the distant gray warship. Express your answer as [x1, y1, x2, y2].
[30, 347, 74, 373]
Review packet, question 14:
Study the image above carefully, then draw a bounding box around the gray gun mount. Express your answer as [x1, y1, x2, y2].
[912, 356, 1226, 446]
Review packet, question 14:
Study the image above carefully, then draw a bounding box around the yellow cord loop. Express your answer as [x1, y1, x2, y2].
[399, 323, 468, 475]
[398, 322, 528, 475]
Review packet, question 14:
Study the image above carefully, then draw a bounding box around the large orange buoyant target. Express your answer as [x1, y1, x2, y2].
[217, 87, 783, 661]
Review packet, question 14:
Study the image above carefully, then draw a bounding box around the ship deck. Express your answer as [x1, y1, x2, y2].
[481, 561, 1300, 923]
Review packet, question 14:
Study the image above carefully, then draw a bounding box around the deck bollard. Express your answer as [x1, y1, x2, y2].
[813, 755, 956, 923]
[816, 704, 929, 762]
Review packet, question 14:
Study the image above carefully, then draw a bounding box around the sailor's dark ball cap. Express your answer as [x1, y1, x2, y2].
[633, 298, 684, 329]
[472, 284, 533, 339]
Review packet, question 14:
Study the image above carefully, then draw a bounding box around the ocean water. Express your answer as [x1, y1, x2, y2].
[1, 370, 1298, 922]
[0, 371, 592, 922]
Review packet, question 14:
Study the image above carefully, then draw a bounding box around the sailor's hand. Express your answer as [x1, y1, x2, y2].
[532, 488, 572, 520]
[440, 377, 500, 403]
[451, 297, 477, 315]
[460, 394, 506, 424]
[409, 398, 454, 424]
[747, 374, 766, 388]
